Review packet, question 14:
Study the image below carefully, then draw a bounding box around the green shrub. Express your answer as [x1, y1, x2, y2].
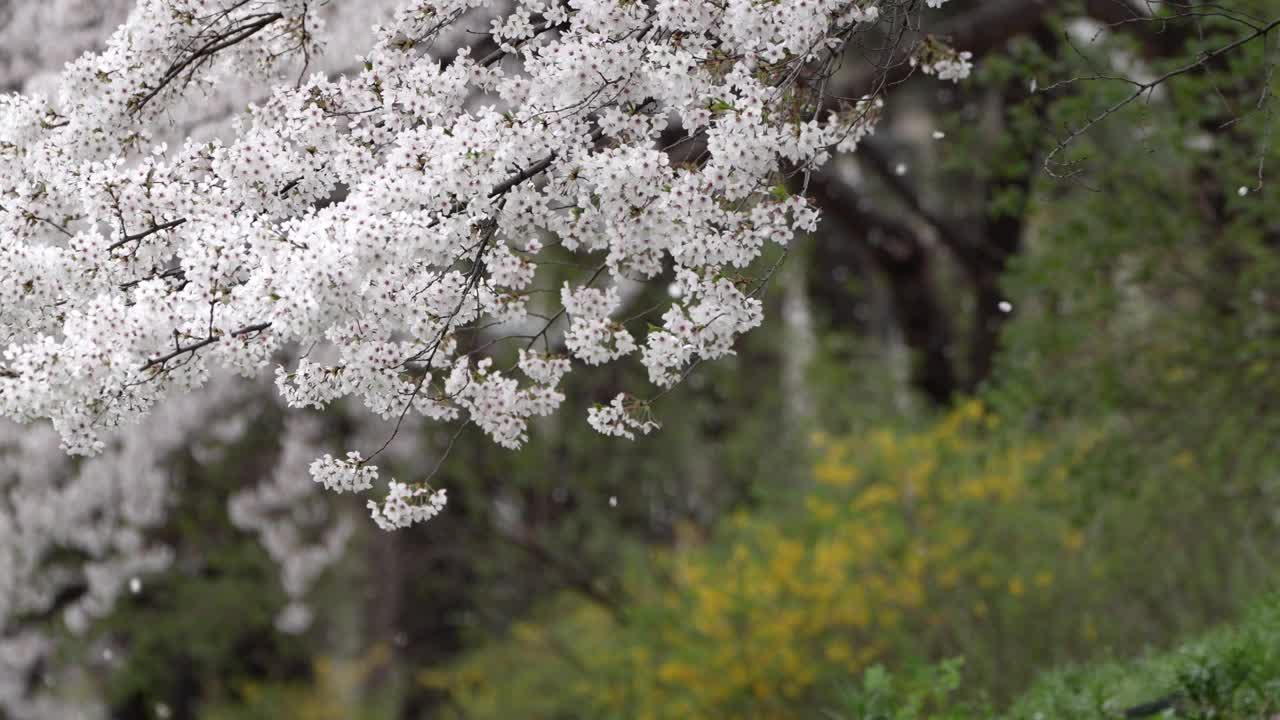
[420, 402, 1100, 719]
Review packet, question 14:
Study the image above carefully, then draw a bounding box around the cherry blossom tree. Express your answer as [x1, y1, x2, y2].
[0, 2, 980, 705]
[11, 0, 1275, 714]
[0, 0, 971, 543]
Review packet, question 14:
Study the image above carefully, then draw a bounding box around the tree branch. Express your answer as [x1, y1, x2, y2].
[106, 218, 188, 253]
[141, 322, 272, 372]
[131, 12, 285, 114]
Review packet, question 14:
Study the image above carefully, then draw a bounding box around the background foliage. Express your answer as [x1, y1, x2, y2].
[12, 0, 1280, 717]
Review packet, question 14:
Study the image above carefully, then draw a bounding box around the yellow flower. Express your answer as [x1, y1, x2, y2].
[1008, 577, 1025, 596]
[904, 458, 938, 488]
[805, 495, 837, 521]
[851, 526, 879, 553]
[513, 621, 542, 643]
[880, 607, 901, 628]
[812, 540, 850, 580]
[853, 484, 897, 511]
[870, 429, 898, 458]
[417, 669, 452, 689]
[1173, 450, 1195, 469]
[824, 640, 853, 663]
[696, 586, 728, 616]
[960, 479, 988, 500]
[1034, 571, 1054, 589]
[895, 577, 925, 608]
[964, 399, 985, 419]
[938, 567, 961, 588]
[946, 526, 973, 549]
[657, 661, 698, 685]
[814, 460, 859, 486]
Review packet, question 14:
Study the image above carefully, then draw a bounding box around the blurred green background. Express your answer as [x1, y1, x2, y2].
[45, 1, 1280, 717]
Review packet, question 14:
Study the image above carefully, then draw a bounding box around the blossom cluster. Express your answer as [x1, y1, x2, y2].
[587, 393, 659, 440]
[0, 0, 967, 534]
[909, 37, 974, 83]
[367, 483, 449, 531]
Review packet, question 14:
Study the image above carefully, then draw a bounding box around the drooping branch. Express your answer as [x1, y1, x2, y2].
[130, 11, 286, 114]
[0, 0, 964, 513]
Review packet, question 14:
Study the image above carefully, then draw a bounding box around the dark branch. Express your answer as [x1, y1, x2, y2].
[107, 218, 188, 253]
[1043, 14, 1280, 175]
[131, 12, 285, 114]
[141, 322, 271, 372]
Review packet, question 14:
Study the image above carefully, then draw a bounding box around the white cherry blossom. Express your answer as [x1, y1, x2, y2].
[0, 0, 969, 537]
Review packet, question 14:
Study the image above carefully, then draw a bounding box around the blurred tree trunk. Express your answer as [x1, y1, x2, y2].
[781, 259, 817, 424]
[811, 175, 959, 405]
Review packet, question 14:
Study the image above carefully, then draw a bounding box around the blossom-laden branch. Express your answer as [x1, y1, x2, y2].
[0, 0, 967, 529]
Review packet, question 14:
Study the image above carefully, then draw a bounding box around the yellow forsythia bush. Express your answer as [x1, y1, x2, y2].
[423, 401, 1093, 719]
